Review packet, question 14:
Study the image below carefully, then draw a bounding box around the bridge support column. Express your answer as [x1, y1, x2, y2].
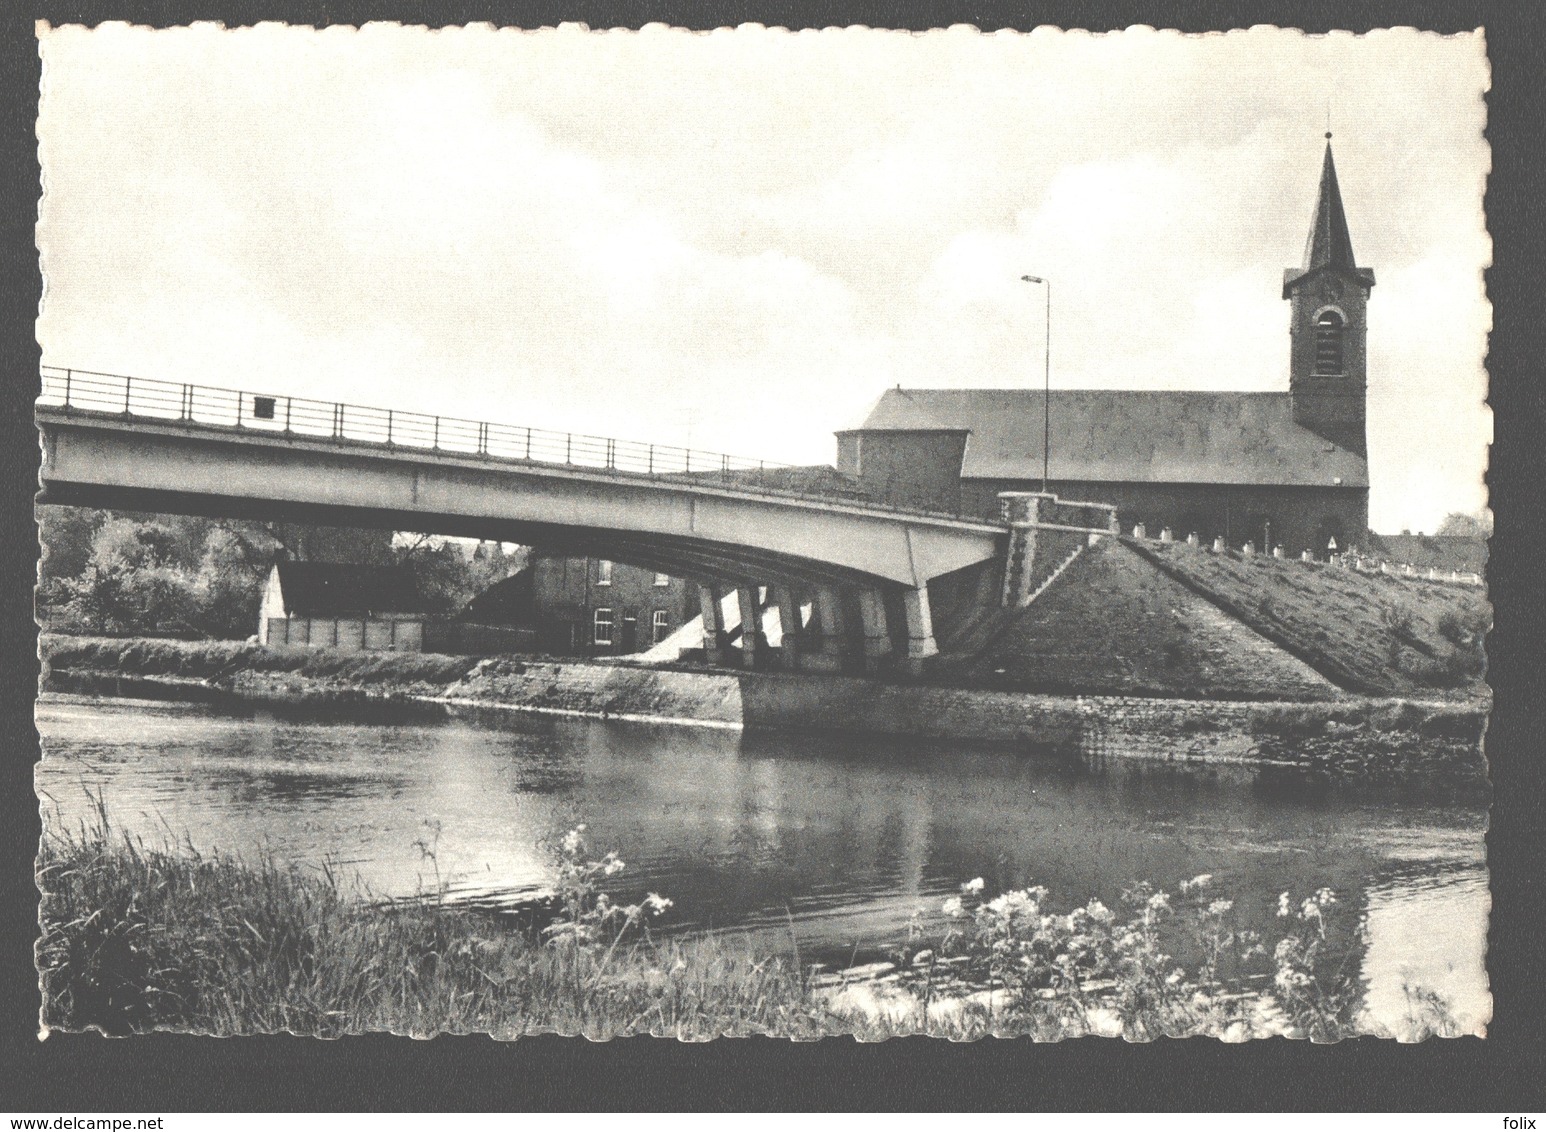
[736, 585, 767, 669]
[698, 584, 730, 667]
[796, 586, 847, 673]
[901, 584, 938, 662]
[856, 588, 892, 672]
[771, 585, 805, 671]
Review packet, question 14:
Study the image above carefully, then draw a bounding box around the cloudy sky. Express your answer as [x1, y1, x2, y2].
[36, 23, 1489, 533]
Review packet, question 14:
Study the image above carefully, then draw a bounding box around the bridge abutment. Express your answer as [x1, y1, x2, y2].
[998, 492, 1120, 608]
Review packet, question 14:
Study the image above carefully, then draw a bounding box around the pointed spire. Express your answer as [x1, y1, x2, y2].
[1302, 138, 1358, 272]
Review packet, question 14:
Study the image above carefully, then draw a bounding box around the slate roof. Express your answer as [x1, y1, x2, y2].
[847, 387, 1369, 488]
[459, 566, 534, 625]
[273, 561, 432, 617]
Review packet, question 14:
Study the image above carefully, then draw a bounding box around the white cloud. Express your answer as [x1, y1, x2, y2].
[36, 23, 1489, 532]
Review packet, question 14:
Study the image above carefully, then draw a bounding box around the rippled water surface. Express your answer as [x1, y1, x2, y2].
[35, 694, 1490, 1034]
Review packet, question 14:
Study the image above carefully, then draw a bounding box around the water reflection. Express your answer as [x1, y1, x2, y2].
[35, 693, 1489, 1034]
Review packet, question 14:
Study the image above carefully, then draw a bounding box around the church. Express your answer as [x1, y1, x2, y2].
[835, 139, 1375, 559]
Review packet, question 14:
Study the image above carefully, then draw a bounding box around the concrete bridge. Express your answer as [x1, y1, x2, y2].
[37, 367, 1044, 673]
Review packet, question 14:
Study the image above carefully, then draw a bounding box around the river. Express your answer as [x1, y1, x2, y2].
[34, 693, 1490, 1035]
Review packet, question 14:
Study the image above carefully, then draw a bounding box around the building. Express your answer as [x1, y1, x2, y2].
[836, 140, 1374, 558]
[258, 560, 433, 650]
[464, 554, 698, 657]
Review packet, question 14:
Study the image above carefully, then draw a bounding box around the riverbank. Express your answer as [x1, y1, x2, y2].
[39, 634, 1489, 791]
[37, 812, 1467, 1040]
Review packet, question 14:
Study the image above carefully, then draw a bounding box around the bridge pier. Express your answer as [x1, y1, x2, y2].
[796, 586, 848, 673]
[698, 583, 731, 667]
[771, 585, 805, 671]
[736, 585, 768, 669]
[856, 588, 892, 672]
[900, 584, 938, 662]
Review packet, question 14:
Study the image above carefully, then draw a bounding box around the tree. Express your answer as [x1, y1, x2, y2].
[37, 506, 105, 586]
[1435, 512, 1491, 538]
[392, 535, 528, 616]
[59, 518, 193, 634]
[186, 525, 272, 638]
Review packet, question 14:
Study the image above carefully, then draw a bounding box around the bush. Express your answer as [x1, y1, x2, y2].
[891, 875, 1390, 1040]
[1436, 599, 1491, 645]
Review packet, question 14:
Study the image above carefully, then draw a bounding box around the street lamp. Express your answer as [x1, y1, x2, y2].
[1021, 275, 1051, 494]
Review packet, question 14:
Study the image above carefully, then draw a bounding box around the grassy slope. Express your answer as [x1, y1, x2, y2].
[1129, 540, 1490, 698]
[937, 540, 1340, 700]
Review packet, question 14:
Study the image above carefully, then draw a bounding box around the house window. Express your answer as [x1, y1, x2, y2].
[652, 609, 671, 643]
[653, 572, 671, 588]
[1313, 310, 1344, 375]
[596, 559, 613, 586]
[592, 607, 614, 646]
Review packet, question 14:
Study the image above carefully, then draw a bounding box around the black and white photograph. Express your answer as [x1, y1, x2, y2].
[29, 21, 1493, 1044]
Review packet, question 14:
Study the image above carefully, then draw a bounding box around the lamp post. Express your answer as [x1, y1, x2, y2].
[1021, 275, 1051, 494]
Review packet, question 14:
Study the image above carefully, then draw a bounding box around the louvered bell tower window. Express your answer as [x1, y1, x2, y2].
[1313, 310, 1345, 376]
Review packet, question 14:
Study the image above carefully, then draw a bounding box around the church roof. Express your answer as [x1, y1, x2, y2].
[846, 388, 1369, 488]
[1283, 140, 1375, 297]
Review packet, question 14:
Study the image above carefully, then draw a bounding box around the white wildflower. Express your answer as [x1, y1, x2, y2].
[963, 877, 986, 894]
[942, 896, 965, 918]
[987, 890, 1036, 918]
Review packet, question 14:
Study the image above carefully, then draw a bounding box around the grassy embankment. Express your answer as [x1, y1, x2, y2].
[37, 811, 1464, 1040]
[40, 634, 480, 695]
[1130, 540, 1490, 698]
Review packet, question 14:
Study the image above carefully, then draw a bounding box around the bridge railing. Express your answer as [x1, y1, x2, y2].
[36, 366, 995, 524]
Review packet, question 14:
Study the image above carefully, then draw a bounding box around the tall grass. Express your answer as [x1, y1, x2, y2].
[37, 809, 1463, 1040]
[36, 807, 836, 1039]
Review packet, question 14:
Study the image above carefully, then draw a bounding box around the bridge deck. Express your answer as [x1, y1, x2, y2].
[36, 366, 998, 530]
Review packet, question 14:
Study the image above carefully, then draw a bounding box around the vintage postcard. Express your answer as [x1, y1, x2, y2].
[32, 22, 1490, 1041]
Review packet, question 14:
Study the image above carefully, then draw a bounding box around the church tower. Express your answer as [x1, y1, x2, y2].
[1282, 137, 1375, 456]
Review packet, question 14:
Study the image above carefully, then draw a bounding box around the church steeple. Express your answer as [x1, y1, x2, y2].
[1302, 140, 1358, 273]
[1282, 135, 1375, 457]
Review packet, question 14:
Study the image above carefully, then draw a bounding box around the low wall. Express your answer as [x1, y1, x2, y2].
[446, 658, 1087, 745]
